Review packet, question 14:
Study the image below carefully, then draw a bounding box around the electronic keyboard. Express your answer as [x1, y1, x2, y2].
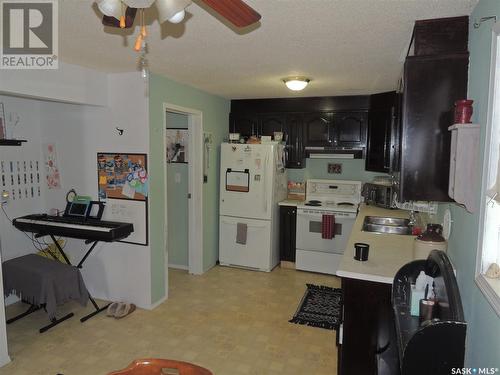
[13, 214, 134, 242]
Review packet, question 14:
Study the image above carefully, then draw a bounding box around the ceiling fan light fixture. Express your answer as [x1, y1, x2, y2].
[156, 0, 191, 24]
[168, 9, 186, 23]
[283, 77, 310, 91]
[97, 0, 123, 19]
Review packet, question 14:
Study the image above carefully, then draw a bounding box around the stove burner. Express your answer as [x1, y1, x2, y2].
[337, 202, 355, 206]
[305, 201, 322, 207]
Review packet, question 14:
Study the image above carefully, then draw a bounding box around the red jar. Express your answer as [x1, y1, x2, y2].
[454, 99, 474, 124]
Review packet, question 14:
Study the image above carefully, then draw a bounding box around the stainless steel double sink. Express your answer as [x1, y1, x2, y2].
[362, 216, 412, 235]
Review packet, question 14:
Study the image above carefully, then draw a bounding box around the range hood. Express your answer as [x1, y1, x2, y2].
[305, 147, 364, 159]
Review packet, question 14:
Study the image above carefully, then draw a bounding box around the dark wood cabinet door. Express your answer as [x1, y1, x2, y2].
[229, 113, 259, 137]
[333, 112, 367, 147]
[279, 206, 297, 262]
[400, 54, 468, 202]
[284, 113, 304, 168]
[259, 113, 286, 136]
[366, 92, 397, 173]
[302, 112, 333, 147]
[340, 278, 392, 375]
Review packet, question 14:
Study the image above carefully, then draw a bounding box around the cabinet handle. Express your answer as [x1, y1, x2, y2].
[388, 106, 396, 172]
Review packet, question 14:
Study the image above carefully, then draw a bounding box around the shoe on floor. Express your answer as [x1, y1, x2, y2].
[114, 303, 136, 319]
[106, 302, 122, 317]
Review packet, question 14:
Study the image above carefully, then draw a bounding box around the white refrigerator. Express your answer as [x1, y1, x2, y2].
[219, 142, 287, 271]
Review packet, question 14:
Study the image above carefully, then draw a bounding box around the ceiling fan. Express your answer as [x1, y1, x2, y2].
[97, 0, 261, 29]
[96, 0, 260, 76]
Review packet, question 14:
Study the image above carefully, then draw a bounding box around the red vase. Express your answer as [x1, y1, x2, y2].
[454, 99, 474, 124]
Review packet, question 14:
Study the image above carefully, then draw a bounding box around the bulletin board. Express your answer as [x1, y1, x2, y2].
[97, 153, 148, 245]
[102, 198, 148, 246]
[97, 153, 148, 201]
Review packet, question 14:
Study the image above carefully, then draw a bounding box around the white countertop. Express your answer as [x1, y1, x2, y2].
[336, 204, 417, 284]
[278, 199, 303, 207]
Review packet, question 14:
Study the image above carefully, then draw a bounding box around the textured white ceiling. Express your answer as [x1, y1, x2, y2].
[59, 0, 478, 99]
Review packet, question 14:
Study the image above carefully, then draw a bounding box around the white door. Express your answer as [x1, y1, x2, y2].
[220, 144, 274, 220]
[219, 216, 273, 271]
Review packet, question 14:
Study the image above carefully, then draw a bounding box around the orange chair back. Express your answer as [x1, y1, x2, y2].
[108, 359, 213, 375]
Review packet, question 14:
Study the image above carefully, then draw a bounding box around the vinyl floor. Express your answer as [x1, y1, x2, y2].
[0, 265, 339, 375]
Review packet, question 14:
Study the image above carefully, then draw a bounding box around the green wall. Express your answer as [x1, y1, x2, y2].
[166, 112, 189, 267]
[149, 73, 230, 303]
[436, 0, 500, 367]
[287, 158, 386, 183]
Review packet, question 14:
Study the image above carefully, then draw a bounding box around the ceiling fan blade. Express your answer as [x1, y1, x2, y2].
[200, 0, 261, 28]
[102, 6, 137, 28]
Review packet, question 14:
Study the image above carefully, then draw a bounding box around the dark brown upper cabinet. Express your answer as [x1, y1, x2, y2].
[333, 112, 367, 147]
[260, 113, 305, 168]
[366, 92, 397, 173]
[302, 112, 334, 147]
[229, 113, 259, 137]
[229, 96, 369, 169]
[284, 113, 305, 168]
[259, 113, 287, 136]
[398, 53, 468, 202]
[413, 16, 468, 56]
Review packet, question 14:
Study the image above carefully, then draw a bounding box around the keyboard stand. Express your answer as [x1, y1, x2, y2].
[6, 302, 74, 333]
[48, 234, 111, 323]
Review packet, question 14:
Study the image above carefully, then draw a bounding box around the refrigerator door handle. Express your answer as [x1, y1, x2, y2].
[263, 152, 270, 214]
[221, 220, 268, 229]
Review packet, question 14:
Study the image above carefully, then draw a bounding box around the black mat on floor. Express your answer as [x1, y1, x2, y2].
[289, 284, 342, 330]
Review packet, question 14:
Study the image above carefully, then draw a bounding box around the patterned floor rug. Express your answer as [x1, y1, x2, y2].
[289, 284, 342, 330]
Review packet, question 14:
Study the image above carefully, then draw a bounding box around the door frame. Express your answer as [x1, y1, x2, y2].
[163, 103, 204, 276]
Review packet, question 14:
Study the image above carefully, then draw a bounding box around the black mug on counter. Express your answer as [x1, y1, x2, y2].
[354, 243, 370, 261]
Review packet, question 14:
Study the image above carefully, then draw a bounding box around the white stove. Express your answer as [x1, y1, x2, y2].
[295, 179, 362, 275]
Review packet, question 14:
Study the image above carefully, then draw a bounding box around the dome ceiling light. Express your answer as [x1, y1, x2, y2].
[283, 77, 311, 91]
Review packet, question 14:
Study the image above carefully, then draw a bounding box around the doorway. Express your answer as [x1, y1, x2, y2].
[163, 103, 203, 277]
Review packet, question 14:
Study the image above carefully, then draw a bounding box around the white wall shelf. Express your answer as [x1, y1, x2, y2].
[448, 123, 480, 213]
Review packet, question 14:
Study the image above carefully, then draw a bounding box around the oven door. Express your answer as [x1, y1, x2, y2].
[296, 208, 355, 254]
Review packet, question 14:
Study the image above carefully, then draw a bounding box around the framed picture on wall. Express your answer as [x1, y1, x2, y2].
[166, 128, 189, 163]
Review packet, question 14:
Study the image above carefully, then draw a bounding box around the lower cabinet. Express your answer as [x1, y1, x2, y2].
[339, 277, 394, 375]
[279, 205, 297, 262]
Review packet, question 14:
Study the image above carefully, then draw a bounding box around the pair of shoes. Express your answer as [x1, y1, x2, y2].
[115, 303, 136, 319]
[106, 302, 136, 319]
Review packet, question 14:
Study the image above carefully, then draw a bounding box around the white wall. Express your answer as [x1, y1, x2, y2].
[0, 66, 152, 367]
[0, 95, 46, 262]
[0, 63, 107, 106]
[0, 70, 152, 309]
[0, 94, 47, 368]
[37, 72, 152, 309]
